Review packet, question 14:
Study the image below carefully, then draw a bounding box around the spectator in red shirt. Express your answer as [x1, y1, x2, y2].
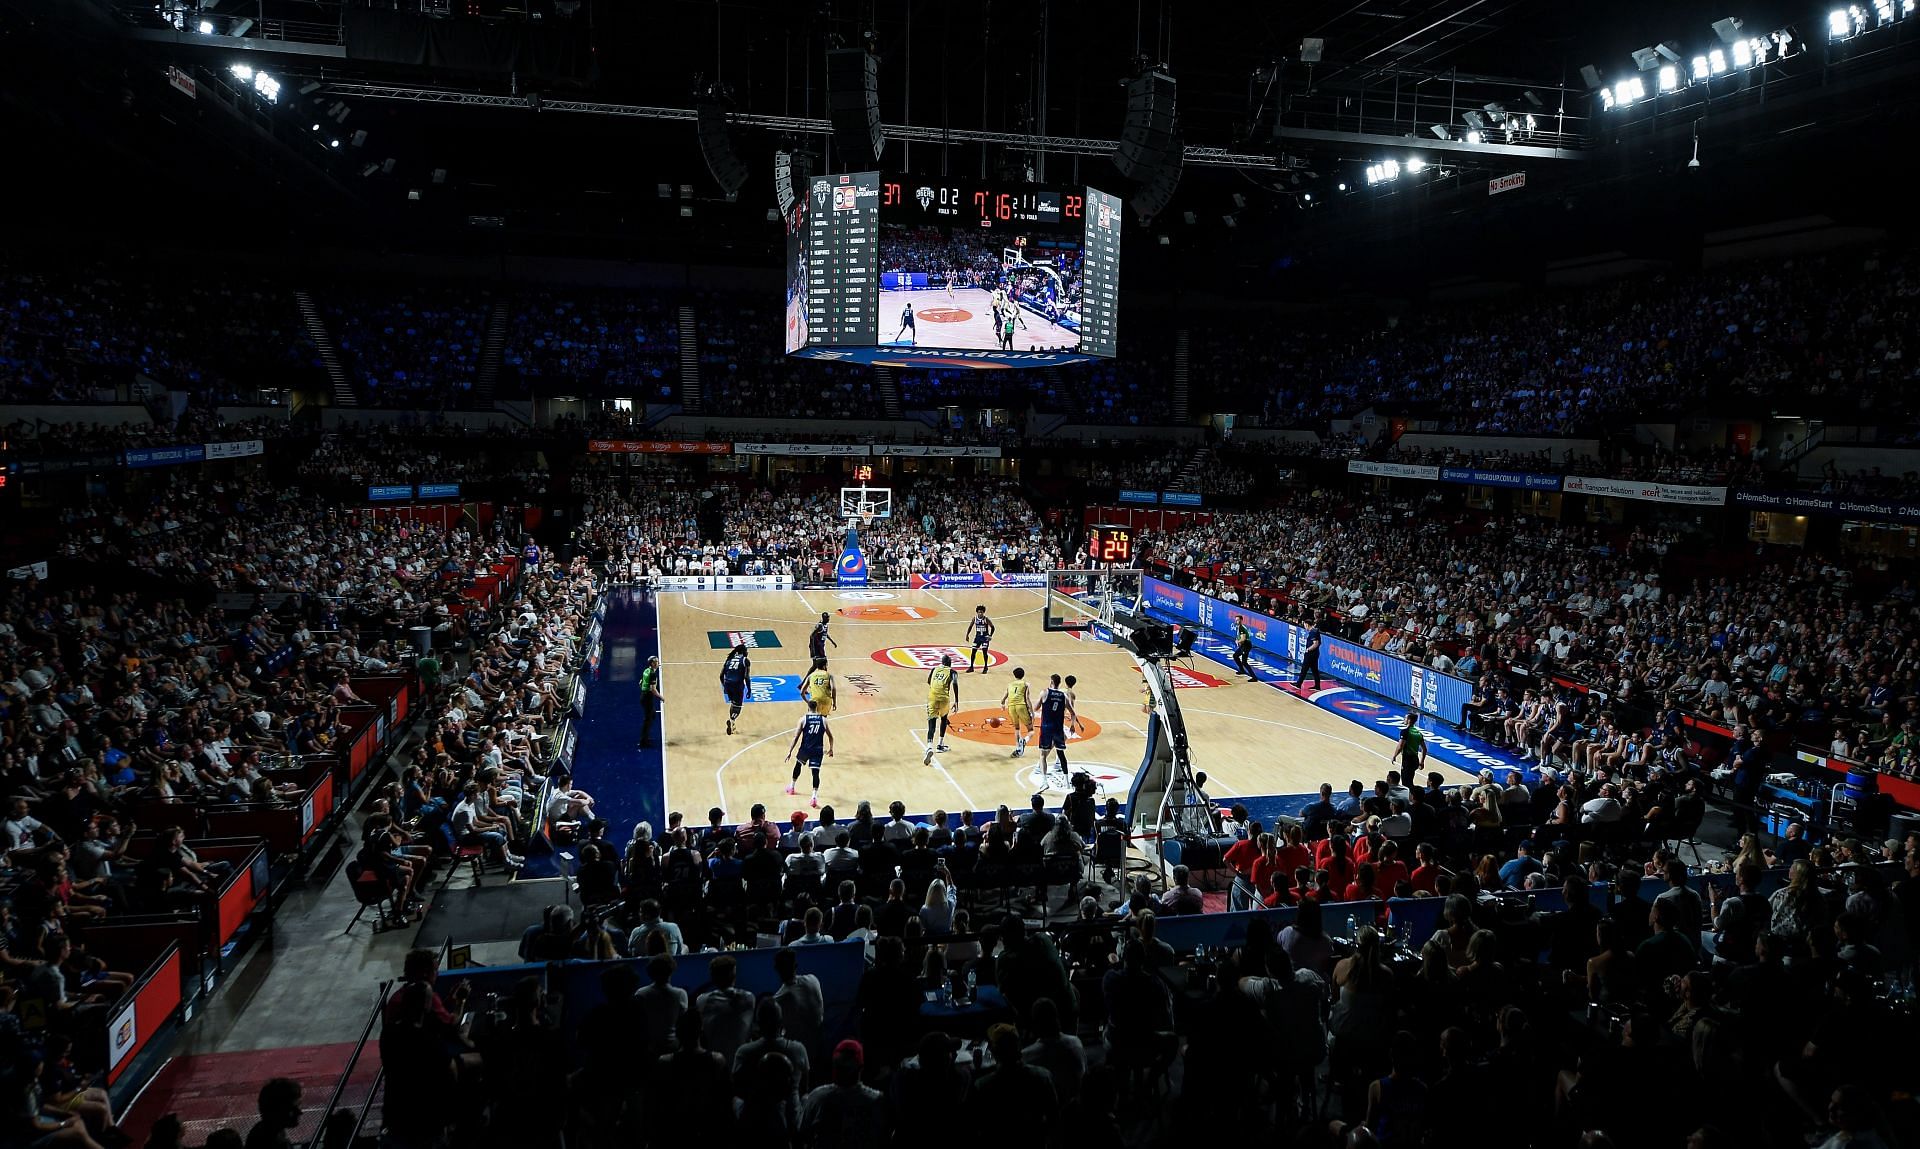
[1223, 821, 1265, 911]
[1373, 840, 1412, 897]
[1410, 842, 1443, 896]
[1343, 861, 1383, 905]
[1276, 824, 1313, 877]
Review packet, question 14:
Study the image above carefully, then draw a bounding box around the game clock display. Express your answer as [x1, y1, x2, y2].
[784, 171, 1122, 369]
[1087, 525, 1134, 565]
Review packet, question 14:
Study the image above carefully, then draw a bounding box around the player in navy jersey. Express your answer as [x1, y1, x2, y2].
[1037, 672, 1078, 775]
[894, 302, 916, 345]
[964, 605, 996, 673]
[719, 643, 751, 736]
[784, 699, 834, 807]
[808, 612, 837, 661]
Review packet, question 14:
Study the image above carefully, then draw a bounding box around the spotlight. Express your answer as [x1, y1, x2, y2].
[1712, 16, 1744, 43]
[310, 123, 320, 131]
[679, 204, 693, 217]
[198, 19, 213, 33]
[1430, 125, 1451, 140]
[1522, 90, 1545, 108]
[350, 129, 367, 148]
[1631, 47, 1661, 70]
[1709, 48, 1727, 73]
[1299, 37, 1325, 63]
[1466, 129, 1483, 143]
[1406, 157, 1426, 173]
[1733, 38, 1753, 66]
[1579, 64, 1603, 90]
[1691, 55, 1711, 80]
[432, 168, 447, 184]
[330, 139, 340, 148]
[1337, 182, 1347, 191]
[408, 189, 422, 201]
[298, 80, 322, 95]
[1656, 43, 1685, 63]
[1302, 192, 1312, 202]
[1462, 110, 1486, 130]
[1222, 215, 1238, 228]
[1658, 64, 1680, 91]
[230, 64, 253, 81]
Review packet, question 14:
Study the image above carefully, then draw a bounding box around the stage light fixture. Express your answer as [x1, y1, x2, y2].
[299, 80, 321, 95]
[1430, 125, 1451, 140]
[230, 64, 252, 81]
[1406, 157, 1426, 173]
[1523, 90, 1545, 109]
[310, 123, 319, 131]
[1579, 64, 1603, 90]
[1466, 129, 1484, 143]
[408, 189, 422, 201]
[1659, 64, 1680, 90]
[1632, 47, 1662, 70]
[253, 70, 279, 102]
[350, 129, 367, 148]
[1829, 8, 1852, 35]
[1692, 55, 1711, 80]
[1712, 17, 1743, 42]
[679, 205, 693, 217]
[1302, 192, 1312, 202]
[1733, 38, 1753, 65]
[198, 20, 213, 33]
[1337, 182, 1347, 191]
[1709, 48, 1727, 72]
[330, 139, 340, 148]
[432, 168, 447, 184]
[1656, 43, 1685, 62]
[1463, 110, 1486, 130]
[1300, 37, 1324, 63]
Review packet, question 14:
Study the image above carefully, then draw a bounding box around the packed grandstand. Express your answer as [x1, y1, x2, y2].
[8, 0, 1920, 1143]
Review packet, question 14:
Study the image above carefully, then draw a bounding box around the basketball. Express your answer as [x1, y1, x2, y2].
[988, 715, 1003, 728]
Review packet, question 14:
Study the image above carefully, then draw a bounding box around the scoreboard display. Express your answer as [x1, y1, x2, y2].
[785, 172, 1123, 369]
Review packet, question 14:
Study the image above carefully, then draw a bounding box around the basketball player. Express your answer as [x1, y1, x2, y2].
[1063, 675, 1085, 734]
[964, 605, 996, 673]
[989, 284, 1009, 324]
[1231, 615, 1256, 680]
[1002, 666, 1034, 757]
[784, 699, 834, 808]
[1296, 618, 1324, 691]
[804, 656, 837, 718]
[945, 269, 958, 301]
[720, 642, 751, 736]
[999, 308, 1026, 351]
[921, 654, 959, 764]
[1037, 672, 1078, 775]
[808, 612, 837, 662]
[894, 301, 916, 346]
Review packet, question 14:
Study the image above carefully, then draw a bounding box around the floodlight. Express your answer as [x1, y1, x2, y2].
[1732, 38, 1753, 65]
[1430, 124, 1451, 140]
[1692, 55, 1711, 80]
[230, 64, 253, 81]
[410, 190, 424, 201]
[656, 183, 673, 198]
[350, 129, 367, 147]
[310, 123, 320, 131]
[1466, 129, 1484, 142]
[1463, 110, 1486, 130]
[1579, 64, 1603, 90]
[299, 80, 321, 95]
[1829, 7, 1851, 35]
[679, 205, 693, 217]
[1302, 192, 1312, 202]
[198, 19, 213, 33]
[1384, 159, 1400, 179]
[1709, 48, 1727, 72]
[1182, 210, 1196, 224]
[1658, 64, 1680, 90]
[1712, 16, 1744, 42]
[253, 71, 279, 102]
[1222, 215, 1237, 228]
[329, 139, 340, 148]
[1525, 114, 1538, 131]
[432, 168, 447, 184]
[1337, 182, 1347, 191]
[1632, 47, 1661, 71]
[1407, 157, 1426, 173]
[1300, 37, 1324, 63]
[1523, 90, 1545, 108]
[1656, 42, 1685, 62]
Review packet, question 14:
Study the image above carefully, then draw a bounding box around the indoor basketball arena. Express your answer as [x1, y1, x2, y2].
[3, 0, 1917, 1147]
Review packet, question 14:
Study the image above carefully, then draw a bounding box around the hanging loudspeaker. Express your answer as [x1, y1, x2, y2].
[697, 103, 749, 196]
[1114, 69, 1179, 183]
[826, 49, 884, 170]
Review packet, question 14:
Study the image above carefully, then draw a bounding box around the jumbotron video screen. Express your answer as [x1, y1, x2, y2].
[785, 173, 1121, 369]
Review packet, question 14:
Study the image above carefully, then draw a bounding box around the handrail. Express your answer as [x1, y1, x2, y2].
[303, 980, 390, 1149]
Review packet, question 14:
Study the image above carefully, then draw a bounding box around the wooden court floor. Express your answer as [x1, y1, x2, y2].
[655, 587, 1479, 820]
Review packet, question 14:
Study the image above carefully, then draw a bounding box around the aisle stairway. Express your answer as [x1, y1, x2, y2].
[473, 298, 510, 406]
[294, 290, 356, 407]
[677, 304, 702, 412]
[874, 365, 902, 418]
[1172, 443, 1212, 489]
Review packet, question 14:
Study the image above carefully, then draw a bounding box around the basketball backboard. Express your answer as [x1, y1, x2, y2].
[1043, 568, 1143, 633]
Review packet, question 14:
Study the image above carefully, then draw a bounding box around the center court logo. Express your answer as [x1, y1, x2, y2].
[1023, 762, 1135, 798]
[835, 591, 895, 601]
[871, 646, 1008, 669]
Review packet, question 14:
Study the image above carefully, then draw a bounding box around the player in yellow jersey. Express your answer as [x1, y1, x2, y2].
[921, 653, 959, 764]
[803, 657, 836, 717]
[1001, 666, 1034, 758]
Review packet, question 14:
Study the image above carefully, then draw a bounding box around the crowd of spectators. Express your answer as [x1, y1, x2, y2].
[697, 293, 882, 420]
[1196, 245, 1918, 434]
[360, 725, 1918, 1148]
[1, 262, 318, 403]
[323, 288, 492, 410]
[295, 426, 549, 495]
[502, 291, 679, 403]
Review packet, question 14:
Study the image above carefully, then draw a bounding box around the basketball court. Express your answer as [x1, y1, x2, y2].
[876, 286, 1080, 352]
[651, 585, 1483, 820]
